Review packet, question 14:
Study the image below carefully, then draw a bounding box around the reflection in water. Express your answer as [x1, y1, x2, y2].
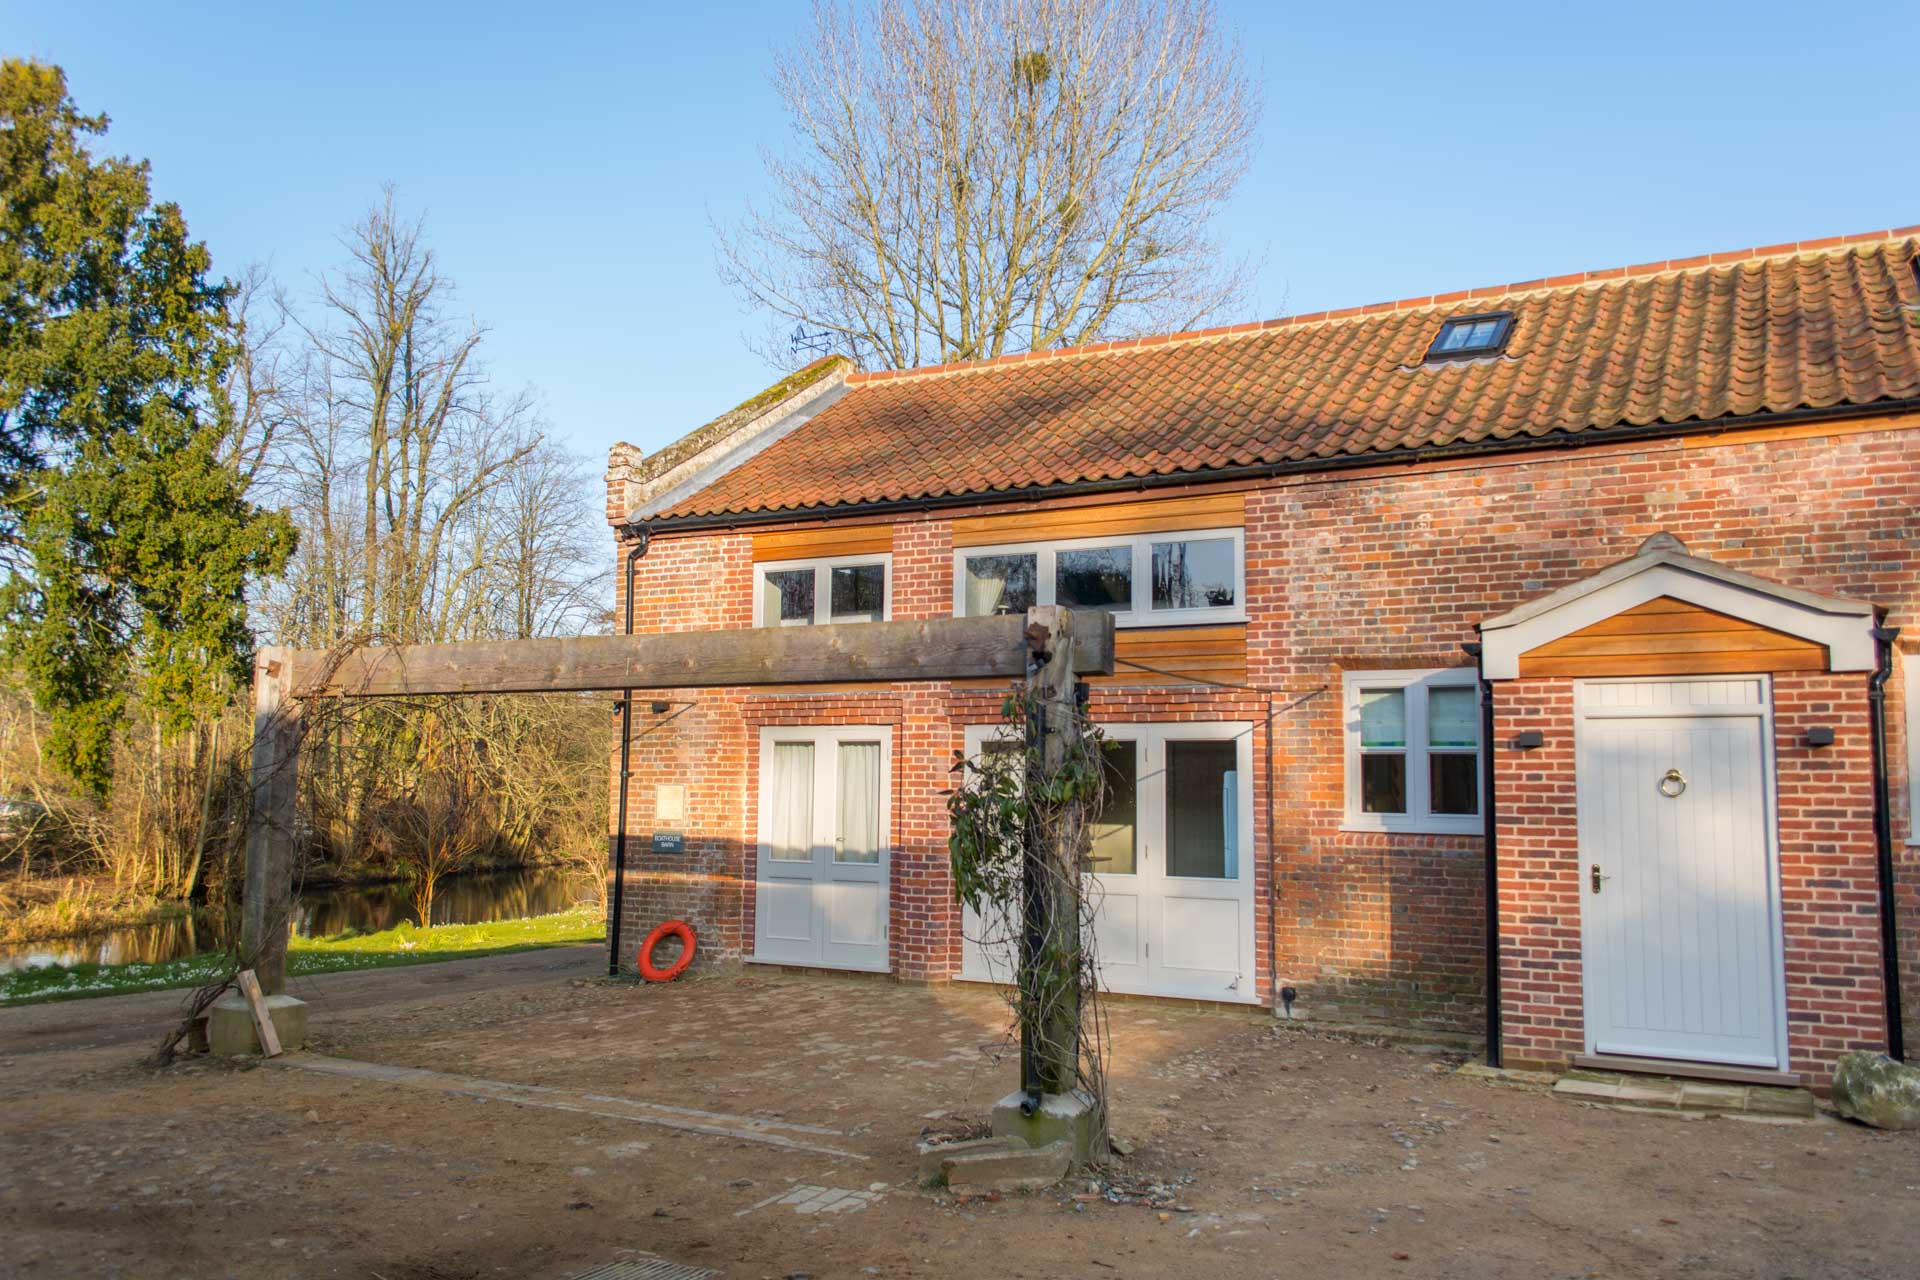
[0, 867, 595, 974]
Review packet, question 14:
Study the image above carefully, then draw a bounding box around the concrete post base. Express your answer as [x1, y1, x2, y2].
[207, 994, 308, 1056]
[990, 1088, 1103, 1166]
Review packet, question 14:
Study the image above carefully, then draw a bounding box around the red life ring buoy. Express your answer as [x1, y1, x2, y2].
[637, 919, 697, 981]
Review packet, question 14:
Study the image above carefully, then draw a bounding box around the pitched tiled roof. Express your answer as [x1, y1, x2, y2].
[635, 354, 851, 483]
[655, 231, 1920, 521]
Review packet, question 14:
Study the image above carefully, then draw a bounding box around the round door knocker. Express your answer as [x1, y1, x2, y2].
[1658, 768, 1687, 798]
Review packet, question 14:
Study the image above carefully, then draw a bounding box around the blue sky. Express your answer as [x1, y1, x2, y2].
[8, 1, 1916, 466]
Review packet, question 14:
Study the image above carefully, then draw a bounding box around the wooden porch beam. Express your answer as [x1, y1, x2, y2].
[288, 611, 1116, 699]
[244, 611, 1115, 995]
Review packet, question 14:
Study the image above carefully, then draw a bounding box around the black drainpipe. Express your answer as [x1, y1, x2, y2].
[607, 525, 652, 977]
[1462, 640, 1502, 1068]
[1867, 624, 1904, 1060]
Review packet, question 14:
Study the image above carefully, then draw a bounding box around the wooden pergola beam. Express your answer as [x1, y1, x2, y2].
[287, 612, 1116, 699]
[242, 610, 1116, 994]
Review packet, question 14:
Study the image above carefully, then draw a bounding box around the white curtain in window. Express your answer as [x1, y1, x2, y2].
[769, 742, 814, 861]
[836, 741, 881, 864]
[964, 562, 1006, 617]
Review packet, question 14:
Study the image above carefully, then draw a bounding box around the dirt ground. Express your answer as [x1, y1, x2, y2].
[1, 959, 1915, 1280]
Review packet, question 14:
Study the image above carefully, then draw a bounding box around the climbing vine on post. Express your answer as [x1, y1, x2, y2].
[947, 606, 1111, 1127]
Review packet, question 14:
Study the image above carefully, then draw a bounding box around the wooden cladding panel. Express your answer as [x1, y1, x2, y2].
[752, 524, 893, 561]
[1517, 597, 1828, 678]
[953, 623, 1247, 689]
[950, 491, 1245, 548]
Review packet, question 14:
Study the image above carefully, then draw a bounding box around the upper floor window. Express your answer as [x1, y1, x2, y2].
[954, 528, 1245, 626]
[1342, 668, 1482, 835]
[754, 554, 891, 627]
[1426, 311, 1514, 362]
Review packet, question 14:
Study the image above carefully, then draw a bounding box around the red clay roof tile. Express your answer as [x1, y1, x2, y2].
[654, 234, 1920, 520]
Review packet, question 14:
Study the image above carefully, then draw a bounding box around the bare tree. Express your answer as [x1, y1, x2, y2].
[263, 188, 547, 650]
[720, 0, 1260, 369]
[248, 192, 610, 890]
[376, 758, 487, 930]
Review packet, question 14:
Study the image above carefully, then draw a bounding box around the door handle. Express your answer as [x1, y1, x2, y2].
[1591, 863, 1611, 893]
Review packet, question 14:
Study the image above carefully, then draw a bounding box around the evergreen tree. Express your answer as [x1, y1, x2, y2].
[0, 60, 294, 795]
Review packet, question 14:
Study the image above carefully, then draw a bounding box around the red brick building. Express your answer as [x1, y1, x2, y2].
[603, 230, 1920, 1086]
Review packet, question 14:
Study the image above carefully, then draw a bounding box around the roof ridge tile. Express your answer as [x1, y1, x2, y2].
[652, 237, 1920, 521]
[840, 228, 1920, 388]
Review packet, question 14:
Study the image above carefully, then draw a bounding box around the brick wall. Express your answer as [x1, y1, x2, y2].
[606, 420, 1920, 1055]
[1489, 680, 1582, 1067]
[1772, 673, 1889, 1076]
[1240, 424, 1918, 1038]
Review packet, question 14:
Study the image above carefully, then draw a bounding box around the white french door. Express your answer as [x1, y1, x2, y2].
[959, 722, 1257, 1003]
[1575, 678, 1787, 1068]
[754, 725, 891, 972]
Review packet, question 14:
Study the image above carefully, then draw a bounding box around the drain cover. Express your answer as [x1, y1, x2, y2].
[565, 1258, 720, 1280]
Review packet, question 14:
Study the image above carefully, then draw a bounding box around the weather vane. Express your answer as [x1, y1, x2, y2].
[789, 324, 835, 361]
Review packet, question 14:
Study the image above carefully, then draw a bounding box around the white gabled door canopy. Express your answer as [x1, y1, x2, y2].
[1478, 532, 1878, 681]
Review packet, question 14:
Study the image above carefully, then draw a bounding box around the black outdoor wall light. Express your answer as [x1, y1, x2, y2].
[1804, 726, 1836, 747]
[1512, 730, 1545, 749]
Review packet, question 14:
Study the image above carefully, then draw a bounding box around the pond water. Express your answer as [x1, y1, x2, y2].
[0, 867, 597, 973]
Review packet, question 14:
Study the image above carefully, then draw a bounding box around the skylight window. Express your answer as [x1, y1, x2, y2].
[1426, 312, 1514, 361]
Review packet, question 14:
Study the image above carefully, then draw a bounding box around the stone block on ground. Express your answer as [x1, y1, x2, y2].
[207, 993, 307, 1056]
[1743, 1086, 1817, 1118]
[990, 1088, 1103, 1166]
[915, 1134, 1027, 1183]
[1831, 1051, 1920, 1130]
[941, 1139, 1073, 1195]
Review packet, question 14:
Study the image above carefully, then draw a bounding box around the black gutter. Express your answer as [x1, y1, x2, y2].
[1463, 640, 1501, 1068]
[1867, 624, 1905, 1060]
[607, 524, 652, 977]
[629, 398, 1920, 535]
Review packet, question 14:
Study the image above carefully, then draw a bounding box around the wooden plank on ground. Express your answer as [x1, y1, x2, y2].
[235, 969, 283, 1058]
[289, 612, 1116, 698]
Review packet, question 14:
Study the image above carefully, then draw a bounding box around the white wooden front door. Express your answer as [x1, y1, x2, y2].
[754, 725, 891, 972]
[959, 722, 1257, 1003]
[1575, 678, 1787, 1068]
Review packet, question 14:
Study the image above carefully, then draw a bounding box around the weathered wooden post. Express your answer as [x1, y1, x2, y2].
[212, 647, 312, 1056]
[1019, 604, 1082, 1097]
[990, 604, 1105, 1164]
[240, 647, 301, 995]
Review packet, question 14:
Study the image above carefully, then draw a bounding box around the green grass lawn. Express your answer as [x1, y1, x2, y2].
[0, 905, 605, 1006]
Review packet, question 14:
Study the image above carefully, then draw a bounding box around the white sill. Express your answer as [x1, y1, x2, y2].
[954, 610, 1247, 628]
[1340, 817, 1484, 838]
[1117, 611, 1248, 629]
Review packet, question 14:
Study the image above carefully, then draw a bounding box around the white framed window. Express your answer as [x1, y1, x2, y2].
[1341, 668, 1483, 835]
[952, 528, 1245, 626]
[753, 554, 892, 627]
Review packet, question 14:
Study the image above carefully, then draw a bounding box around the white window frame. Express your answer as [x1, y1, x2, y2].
[950, 527, 1246, 627]
[752, 553, 893, 627]
[1341, 667, 1483, 836]
[1906, 649, 1919, 846]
